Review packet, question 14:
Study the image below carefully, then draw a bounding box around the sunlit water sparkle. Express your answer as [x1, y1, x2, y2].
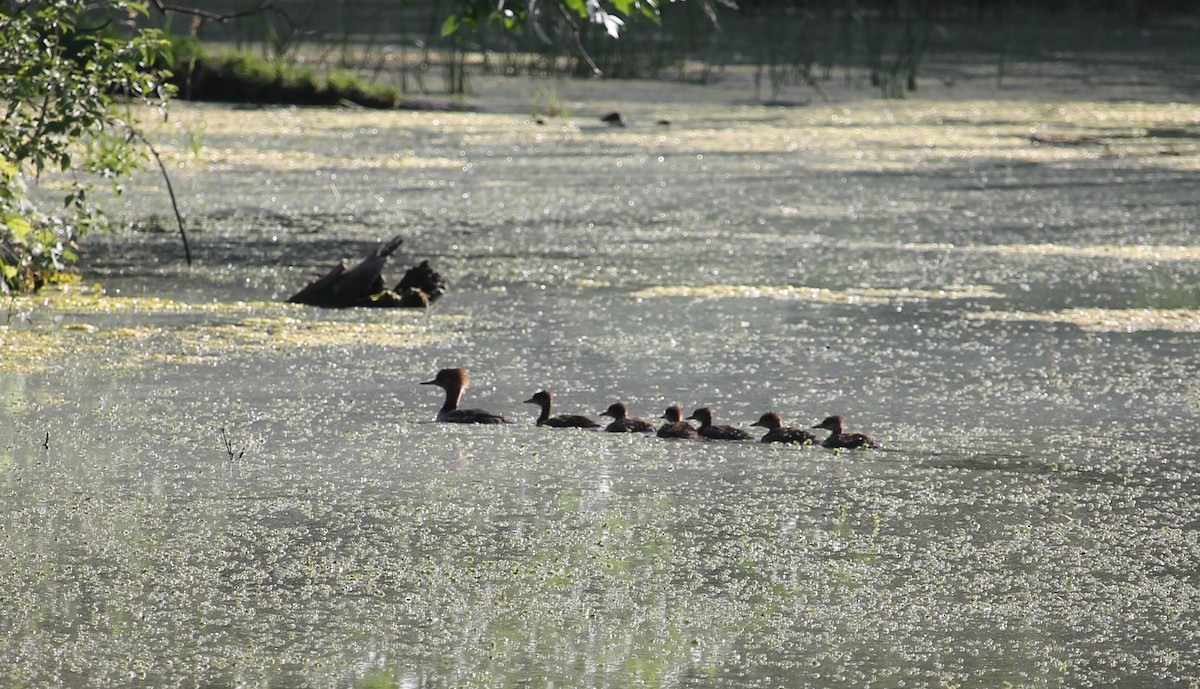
[3, 62, 1199, 688]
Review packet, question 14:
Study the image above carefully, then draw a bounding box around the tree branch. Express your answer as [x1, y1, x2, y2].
[149, 0, 273, 23]
[145, 0, 299, 33]
[127, 126, 192, 266]
[556, 4, 601, 76]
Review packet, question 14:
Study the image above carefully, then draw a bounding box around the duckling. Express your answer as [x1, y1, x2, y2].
[751, 412, 818, 445]
[812, 415, 880, 449]
[600, 402, 655, 433]
[658, 405, 700, 439]
[524, 390, 600, 428]
[687, 407, 752, 441]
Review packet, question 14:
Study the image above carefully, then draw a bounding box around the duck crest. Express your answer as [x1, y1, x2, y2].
[421, 368, 510, 424]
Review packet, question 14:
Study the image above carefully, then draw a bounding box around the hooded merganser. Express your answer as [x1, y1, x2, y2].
[658, 405, 700, 439]
[600, 402, 655, 433]
[524, 390, 600, 428]
[751, 412, 818, 445]
[687, 407, 752, 441]
[812, 415, 880, 449]
[420, 368, 510, 424]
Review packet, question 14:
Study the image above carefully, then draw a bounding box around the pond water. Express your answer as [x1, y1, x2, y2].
[3, 64, 1200, 687]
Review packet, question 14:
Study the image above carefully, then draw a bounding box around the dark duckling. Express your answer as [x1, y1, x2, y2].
[812, 415, 880, 449]
[658, 405, 700, 439]
[524, 390, 600, 428]
[751, 412, 818, 445]
[600, 111, 627, 127]
[600, 402, 656, 433]
[687, 407, 752, 441]
[421, 368, 510, 424]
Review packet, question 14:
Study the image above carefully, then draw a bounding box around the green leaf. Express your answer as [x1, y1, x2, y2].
[640, 1, 662, 23]
[563, 0, 587, 18]
[6, 217, 33, 241]
[440, 14, 461, 37]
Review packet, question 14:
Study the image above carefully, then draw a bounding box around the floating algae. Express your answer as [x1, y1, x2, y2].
[1, 284, 451, 374]
[857, 241, 1200, 263]
[0, 328, 97, 373]
[630, 283, 1004, 303]
[967, 307, 1200, 332]
[189, 316, 442, 350]
[7, 284, 279, 314]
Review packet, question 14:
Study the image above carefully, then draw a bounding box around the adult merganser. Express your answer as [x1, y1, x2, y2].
[524, 390, 600, 428]
[600, 402, 655, 433]
[658, 405, 700, 439]
[687, 407, 752, 441]
[420, 368, 510, 424]
[813, 415, 880, 449]
[751, 412, 818, 445]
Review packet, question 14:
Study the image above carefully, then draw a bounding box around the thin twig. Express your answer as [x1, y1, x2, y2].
[129, 127, 192, 266]
[219, 427, 246, 461]
[556, 5, 601, 76]
[147, 0, 295, 28]
[146, 1, 317, 63]
[77, 16, 117, 33]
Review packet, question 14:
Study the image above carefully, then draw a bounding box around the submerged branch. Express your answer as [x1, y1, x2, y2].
[219, 426, 246, 461]
[129, 127, 192, 266]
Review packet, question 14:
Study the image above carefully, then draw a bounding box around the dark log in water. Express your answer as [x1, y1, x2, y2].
[287, 236, 444, 308]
